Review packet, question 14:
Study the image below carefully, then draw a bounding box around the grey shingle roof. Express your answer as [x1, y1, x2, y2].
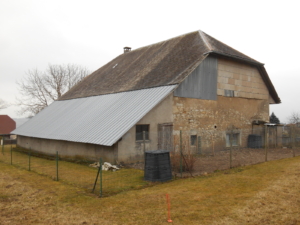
[60, 30, 280, 103]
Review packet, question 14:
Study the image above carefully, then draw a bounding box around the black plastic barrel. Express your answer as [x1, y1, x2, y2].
[247, 134, 263, 148]
[144, 150, 172, 182]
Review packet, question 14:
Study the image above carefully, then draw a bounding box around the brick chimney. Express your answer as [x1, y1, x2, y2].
[124, 47, 131, 53]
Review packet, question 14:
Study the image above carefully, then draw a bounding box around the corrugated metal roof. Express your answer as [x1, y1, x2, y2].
[12, 85, 177, 146]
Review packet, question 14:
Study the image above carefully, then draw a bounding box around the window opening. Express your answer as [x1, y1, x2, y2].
[224, 89, 235, 97]
[190, 135, 197, 146]
[136, 125, 149, 141]
[226, 133, 239, 147]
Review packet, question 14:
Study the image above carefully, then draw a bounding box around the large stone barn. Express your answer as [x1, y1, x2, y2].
[13, 30, 280, 163]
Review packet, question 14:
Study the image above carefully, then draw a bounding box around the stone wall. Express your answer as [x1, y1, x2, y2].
[172, 96, 269, 153]
[172, 57, 270, 153]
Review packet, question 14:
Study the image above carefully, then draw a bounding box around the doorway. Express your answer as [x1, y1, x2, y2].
[158, 123, 173, 151]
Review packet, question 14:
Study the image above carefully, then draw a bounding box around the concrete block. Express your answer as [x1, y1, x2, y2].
[233, 73, 240, 79]
[235, 80, 242, 86]
[239, 92, 246, 98]
[241, 75, 248, 81]
[228, 78, 235, 85]
[217, 89, 223, 95]
[218, 63, 226, 71]
[218, 83, 225, 89]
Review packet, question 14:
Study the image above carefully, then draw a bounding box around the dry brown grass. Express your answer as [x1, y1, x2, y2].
[211, 161, 300, 225]
[1, 147, 300, 224]
[1, 146, 148, 196]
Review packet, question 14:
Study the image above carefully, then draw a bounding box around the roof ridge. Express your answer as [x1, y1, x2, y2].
[60, 30, 279, 104]
[131, 30, 199, 52]
[198, 30, 212, 51]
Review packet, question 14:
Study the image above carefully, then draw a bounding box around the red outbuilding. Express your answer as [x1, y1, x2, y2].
[0, 115, 16, 138]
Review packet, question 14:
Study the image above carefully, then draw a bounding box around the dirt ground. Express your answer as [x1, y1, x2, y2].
[188, 147, 300, 176]
[129, 147, 300, 178]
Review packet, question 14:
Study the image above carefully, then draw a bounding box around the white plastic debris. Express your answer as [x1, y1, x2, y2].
[102, 162, 119, 171]
[89, 162, 119, 171]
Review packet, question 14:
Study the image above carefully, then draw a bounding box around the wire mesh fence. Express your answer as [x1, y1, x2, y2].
[1, 125, 300, 197]
[0, 145, 152, 197]
[164, 126, 300, 177]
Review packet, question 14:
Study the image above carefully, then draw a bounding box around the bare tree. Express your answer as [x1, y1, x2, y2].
[0, 98, 9, 110]
[288, 112, 300, 124]
[16, 64, 90, 116]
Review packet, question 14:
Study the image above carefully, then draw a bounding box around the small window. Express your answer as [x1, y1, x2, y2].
[136, 125, 149, 141]
[191, 135, 197, 146]
[226, 133, 239, 147]
[224, 89, 235, 97]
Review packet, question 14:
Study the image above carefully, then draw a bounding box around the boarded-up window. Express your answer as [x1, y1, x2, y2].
[136, 125, 149, 141]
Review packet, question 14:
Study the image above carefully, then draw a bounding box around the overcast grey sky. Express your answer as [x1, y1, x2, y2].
[0, 0, 299, 123]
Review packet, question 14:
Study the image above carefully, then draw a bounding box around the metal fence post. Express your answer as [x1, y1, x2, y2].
[28, 152, 31, 171]
[230, 128, 233, 168]
[143, 131, 146, 153]
[292, 126, 296, 157]
[100, 158, 103, 197]
[56, 151, 59, 181]
[265, 126, 268, 162]
[180, 130, 183, 178]
[2, 136, 4, 155]
[10, 144, 12, 165]
[143, 131, 146, 164]
[29, 147, 31, 171]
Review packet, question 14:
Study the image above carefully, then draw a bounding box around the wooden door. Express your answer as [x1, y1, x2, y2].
[158, 123, 173, 151]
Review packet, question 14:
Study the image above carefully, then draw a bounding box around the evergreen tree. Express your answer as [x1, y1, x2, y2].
[270, 112, 280, 124]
